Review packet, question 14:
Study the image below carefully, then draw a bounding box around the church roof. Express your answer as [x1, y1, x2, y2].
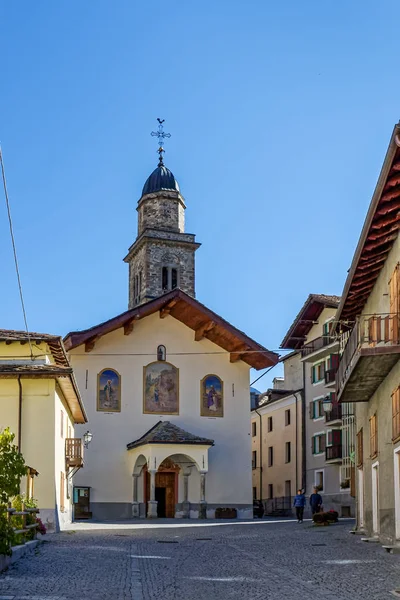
[63, 289, 279, 370]
[127, 421, 214, 450]
[142, 165, 180, 196]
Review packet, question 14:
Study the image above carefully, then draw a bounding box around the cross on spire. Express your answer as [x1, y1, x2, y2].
[151, 118, 171, 166]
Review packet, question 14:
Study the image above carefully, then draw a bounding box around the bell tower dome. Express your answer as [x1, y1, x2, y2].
[123, 120, 200, 309]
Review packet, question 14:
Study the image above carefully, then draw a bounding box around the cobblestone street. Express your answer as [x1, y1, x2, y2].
[1, 520, 400, 600]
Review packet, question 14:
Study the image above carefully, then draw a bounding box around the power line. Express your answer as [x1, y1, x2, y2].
[0, 146, 33, 359]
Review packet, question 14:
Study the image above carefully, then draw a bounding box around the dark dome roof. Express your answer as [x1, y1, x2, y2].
[142, 165, 180, 196]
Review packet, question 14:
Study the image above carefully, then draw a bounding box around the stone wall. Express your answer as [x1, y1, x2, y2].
[137, 191, 185, 235]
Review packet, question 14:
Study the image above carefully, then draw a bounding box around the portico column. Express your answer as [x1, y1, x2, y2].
[182, 468, 191, 518]
[199, 472, 207, 519]
[132, 474, 139, 518]
[147, 470, 158, 518]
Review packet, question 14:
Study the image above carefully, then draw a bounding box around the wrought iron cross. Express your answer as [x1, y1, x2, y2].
[151, 118, 171, 166]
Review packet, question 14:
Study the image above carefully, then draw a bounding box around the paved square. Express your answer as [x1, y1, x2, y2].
[0, 520, 399, 599]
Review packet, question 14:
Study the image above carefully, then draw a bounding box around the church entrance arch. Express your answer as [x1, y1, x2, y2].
[144, 458, 180, 518]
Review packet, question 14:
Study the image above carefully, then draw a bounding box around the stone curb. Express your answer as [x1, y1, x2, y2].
[0, 540, 40, 573]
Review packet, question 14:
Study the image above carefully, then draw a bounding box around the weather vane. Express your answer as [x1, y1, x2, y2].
[151, 118, 171, 166]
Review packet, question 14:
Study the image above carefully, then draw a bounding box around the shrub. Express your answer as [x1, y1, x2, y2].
[0, 508, 14, 556]
[0, 429, 26, 505]
[11, 495, 38, 543]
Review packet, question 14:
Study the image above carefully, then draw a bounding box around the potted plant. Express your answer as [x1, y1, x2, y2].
[340, 479, 350, 489]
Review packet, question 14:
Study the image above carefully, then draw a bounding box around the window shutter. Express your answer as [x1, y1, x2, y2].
[389, 264, 400, 343]
[309, 401, 314, 419]
[318, 399, 323, 417]
[320, 434, 326, 452]
[331, 354, 339, 369]
[311, 436, 315, 454]
[311, 366, 315, 384]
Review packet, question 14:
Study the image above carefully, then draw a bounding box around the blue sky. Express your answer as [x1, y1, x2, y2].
[0, 1, 399, 390]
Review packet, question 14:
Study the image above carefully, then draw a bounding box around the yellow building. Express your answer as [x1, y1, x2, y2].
[251, 352, 303, 514]
[0, 330, 87, 531]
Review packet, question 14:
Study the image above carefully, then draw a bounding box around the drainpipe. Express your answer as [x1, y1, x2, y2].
[17, 376, 22, 452]
[255, 407, 263, 500]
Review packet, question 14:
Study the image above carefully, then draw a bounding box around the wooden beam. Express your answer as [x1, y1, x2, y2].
[159, 299, 178, 319]
[5, 341, 13, 345]
[124, 315, 139, 335]
[194, 321, 216, 341]
[230, 352, 244, 363]
[85, 336, 98, 353]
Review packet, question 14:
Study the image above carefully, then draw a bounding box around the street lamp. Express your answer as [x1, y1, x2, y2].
[83, 431, 93, 448]
[322, 395, 333, 414]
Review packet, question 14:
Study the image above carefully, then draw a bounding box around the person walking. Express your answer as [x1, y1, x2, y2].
[293, 489, 306, 523]
[310, 487, 323, 515]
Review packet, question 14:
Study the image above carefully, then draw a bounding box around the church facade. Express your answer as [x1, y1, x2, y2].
[64, 141, 277, 520]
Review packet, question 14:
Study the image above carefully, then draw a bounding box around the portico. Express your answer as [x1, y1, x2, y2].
[128, 421, 213, 519]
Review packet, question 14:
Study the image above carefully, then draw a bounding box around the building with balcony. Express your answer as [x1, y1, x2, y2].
[281, 294, 355, 517]
[251, 352, 303, 515]
[336, 122, 400, 546]
[0, 330, 87, 531]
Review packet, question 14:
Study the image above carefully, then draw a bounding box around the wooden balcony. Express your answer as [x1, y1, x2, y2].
[326, 444, 342, 463]
[336, 314, 400, 403]
[65, 438, 83, 470]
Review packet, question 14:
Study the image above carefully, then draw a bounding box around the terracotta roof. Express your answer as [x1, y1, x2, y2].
[337, 123, 400, 324]
[280, 294, 340, 350]
[127, 421, 214, 450]
[64, 289, 278, 370]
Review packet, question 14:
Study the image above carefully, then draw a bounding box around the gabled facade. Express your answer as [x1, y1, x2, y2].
[63, 148, 278, 520]
[281, 294, 355, 516]
[336, 123, 400, 545]
[0, 330, 87, 531]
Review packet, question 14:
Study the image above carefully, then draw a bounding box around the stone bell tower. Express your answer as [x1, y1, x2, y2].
[123, 120, 200, 309]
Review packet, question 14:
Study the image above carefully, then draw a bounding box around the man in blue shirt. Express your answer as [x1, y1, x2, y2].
[293, 489, 306, 523]
[310, 487, 323, 514]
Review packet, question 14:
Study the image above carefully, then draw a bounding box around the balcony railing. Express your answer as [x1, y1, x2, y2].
[65, 438, 83, 469]
[326, 444, 342, 461]
[325, 403, 342, 423]
[301, 335, 336, 358]
[336, 313, 400, 402]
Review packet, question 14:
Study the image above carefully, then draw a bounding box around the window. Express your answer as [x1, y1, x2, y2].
[392, 387, 400, 441]
[312, 433, 326, 455]
[268, 446, 274, 467]
[357, 428, 363, 468]
[315, 470, 324, 492]
[162, 266, 179, 292]
[252, 451, 257, 469]
[252, 422, 257, 437]
[311, 361, 325, 384]
[267, 416, 273, 432]
[370, 413, 378, 458]
[157, 345, 166, 361]
[60, 472, 65, 512]
[68, 425, 71, 439]
[268, 484, 273, 499]
[253, 487, 257, 500]
[310, 398, 324, 420]
[285, 480, 291, 498]
[327, 429, 341, 447]
[60, 411, 64, 438]
[285, 441, 291, 463]
[285, 409, 291, 426]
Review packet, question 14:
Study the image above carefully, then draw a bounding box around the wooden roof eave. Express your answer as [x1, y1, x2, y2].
[64, 290, 278, 370]
[336, 124, 400, 326]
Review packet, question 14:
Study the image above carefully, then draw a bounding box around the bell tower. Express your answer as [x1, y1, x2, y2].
[123, 120, 200, 309]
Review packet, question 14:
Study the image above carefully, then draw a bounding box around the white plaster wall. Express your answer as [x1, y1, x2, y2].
[362, 233, 400, 317]
[70, 312, 252, 509]
[54, 389, 75, 530]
